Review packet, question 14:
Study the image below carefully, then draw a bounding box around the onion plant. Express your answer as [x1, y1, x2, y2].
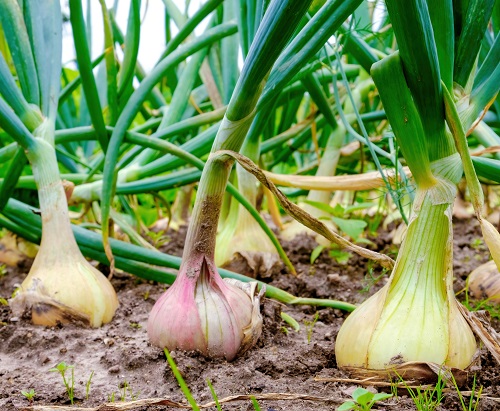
[145, 0, 324, 360]
[0, 0, 117, 327]
[335, 0, 500, 381]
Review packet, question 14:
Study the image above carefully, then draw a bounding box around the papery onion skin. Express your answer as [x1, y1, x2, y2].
[12, 260, 118, 327]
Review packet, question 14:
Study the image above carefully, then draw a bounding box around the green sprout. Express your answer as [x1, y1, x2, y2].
[337, 387, 393, 411]
[452, 374, 483, 411]
[21, 388, 36, 404]
[85, 371, 94, 401]
[403, 374, 445, 411]
[49, 362, 75, 404]
[303, 311, 320, 344]
[470, 238, 483, 250]
[206, 379, 222, 411]
[116, 380, 140, 401]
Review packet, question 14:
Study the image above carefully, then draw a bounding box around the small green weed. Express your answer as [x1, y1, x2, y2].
[164, 348, 201, 411]
[304, 311, 320, 344]
[337, 387, 393, 410]
[49, 362, 75, 404]
[403, 375, 445, 411]
[330, 249, 352, 265]
[462, 283, 500, 321]
[452, 374, 482, 411]
[118, 380, 140, 401]
[360, 265, 388, 294]
[206, 379, 222, 411]
[85, 370, 94, 400]
[146, 230, 170, 248]
[470, 238, 484, 250]
[165, 348, 263, 410]
[21, 388, 36, 404]
[250, 396, 262, 410]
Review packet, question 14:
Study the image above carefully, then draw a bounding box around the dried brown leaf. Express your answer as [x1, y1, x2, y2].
[213, 150, 395, 270]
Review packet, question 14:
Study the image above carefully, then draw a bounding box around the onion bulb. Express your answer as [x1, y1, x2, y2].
[335, 192, 477, 378]
[10, 139, 118, 327]
[148, 254, 264, 361]
[468, 260, 500, 303]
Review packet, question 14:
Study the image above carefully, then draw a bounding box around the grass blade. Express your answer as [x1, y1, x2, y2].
[163, 348, 200, 411]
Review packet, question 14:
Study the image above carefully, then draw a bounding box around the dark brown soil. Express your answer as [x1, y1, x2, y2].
[0, 219, 499, 411]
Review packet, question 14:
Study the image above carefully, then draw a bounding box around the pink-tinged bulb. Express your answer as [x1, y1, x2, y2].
[147, 255, 264, 361]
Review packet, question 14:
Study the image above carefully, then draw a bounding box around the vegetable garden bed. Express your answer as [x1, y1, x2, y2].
[0, 0, 499, 409]
[1, 218, 498, 411]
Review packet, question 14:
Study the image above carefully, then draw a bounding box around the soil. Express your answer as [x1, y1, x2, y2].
[0, 218, 499, 411]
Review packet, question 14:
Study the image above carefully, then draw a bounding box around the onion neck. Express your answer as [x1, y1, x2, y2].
[181, 157, 233, 265]
[387, 196, 450, 300]
[27, 139, 81, 256]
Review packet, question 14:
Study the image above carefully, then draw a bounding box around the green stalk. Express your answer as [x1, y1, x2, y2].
[160, 0, 225, 58]
[471, 122, 500, 161]
[0, 97, 37, 150]
[23, 0, 62, 122]
[464, 35, 500, 131]
[133, 49, 208, 166]
[58, 53, 106, 106]
[117, 0, 141, 98]
[453, 0, 495, 87]
[0, 147, 27, 211]
[109, 13, 166, 109]
[69, 0, 109, 151]
[0, 51, 42, 130]
[471, 157, 500, 183]
[221, 0, 239, 105]
[0, 0, 39, 105]
[371, 52, 437, 188]
[384, 0, 454, 161]
[339, 24, 379, 73]
[237, 0, 250, 58]
[98, 0, 119, 125]
[427, 0, 454, 90]
[442, 83, 484, 212]
[262, 0, 363, 110]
